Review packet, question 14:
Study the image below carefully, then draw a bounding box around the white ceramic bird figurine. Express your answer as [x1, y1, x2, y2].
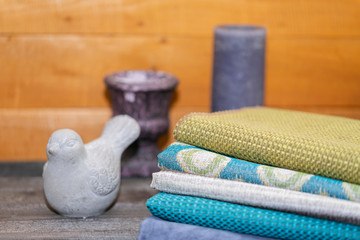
[43, 115, 140, 218]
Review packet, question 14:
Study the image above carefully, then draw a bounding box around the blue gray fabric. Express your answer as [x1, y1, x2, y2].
[138, 216, 276, 240]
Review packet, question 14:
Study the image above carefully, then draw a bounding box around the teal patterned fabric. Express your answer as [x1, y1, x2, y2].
[158, 142, 360, 202]
[147, 193, 360, 240]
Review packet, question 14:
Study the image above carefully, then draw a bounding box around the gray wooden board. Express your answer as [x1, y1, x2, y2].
[0, 162, 44, 177]
[0, 177, 158, 240]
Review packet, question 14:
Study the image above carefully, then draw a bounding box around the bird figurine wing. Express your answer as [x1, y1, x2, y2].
[86, 144, 120, 196]
[85, 115, 140, 197]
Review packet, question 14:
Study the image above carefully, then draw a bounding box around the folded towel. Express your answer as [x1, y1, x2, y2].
[138, 216, 276, 240]
[158, 142, 360, 202]
[151, 171, 360, 225]
[147, 193, 360, 240]
[173, 107, 360, 184]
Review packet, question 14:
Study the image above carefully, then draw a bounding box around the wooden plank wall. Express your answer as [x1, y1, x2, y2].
[0, 0, 359, 160]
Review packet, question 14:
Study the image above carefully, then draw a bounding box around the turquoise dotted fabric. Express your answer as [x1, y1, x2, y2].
[146, 193, 360, 240]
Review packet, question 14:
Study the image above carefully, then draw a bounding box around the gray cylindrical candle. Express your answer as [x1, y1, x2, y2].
[211, 25, 266, 112]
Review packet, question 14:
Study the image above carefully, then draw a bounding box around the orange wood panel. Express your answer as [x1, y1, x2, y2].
[0, 0, 360, 37]
[0, 35, 212, 109]
[0, 107, 208, 160]
[0, 0, 360, 161]
[0, 106, 358, 161]
[0, 108, 111, 160]
[276, 106, 360, 120]
[265, 38, 360, 106]
[1, 35, 359, 109]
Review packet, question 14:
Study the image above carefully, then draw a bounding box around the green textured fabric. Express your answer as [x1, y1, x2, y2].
[173, 107, 360, 184]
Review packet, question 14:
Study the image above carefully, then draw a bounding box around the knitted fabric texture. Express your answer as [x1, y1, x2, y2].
[158, 142, 360, 202]
[151, 171, 360, 225]
[146, 193, 360, 240]
[138, 216, 275, 240]
[173, 107, 360, 184]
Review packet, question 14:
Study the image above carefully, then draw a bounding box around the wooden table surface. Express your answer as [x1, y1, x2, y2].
[0, 171, 158, 240]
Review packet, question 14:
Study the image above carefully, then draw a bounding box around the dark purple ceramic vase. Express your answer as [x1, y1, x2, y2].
[104, 70, 178, 177]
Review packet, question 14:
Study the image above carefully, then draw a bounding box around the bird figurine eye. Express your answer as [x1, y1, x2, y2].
[66, 140, 76, 147]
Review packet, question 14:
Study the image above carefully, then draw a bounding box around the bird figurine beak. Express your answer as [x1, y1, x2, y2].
[47, 144, 59, 156]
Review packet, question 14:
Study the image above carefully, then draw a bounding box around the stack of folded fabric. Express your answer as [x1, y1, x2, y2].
[139, 107, 360, 240]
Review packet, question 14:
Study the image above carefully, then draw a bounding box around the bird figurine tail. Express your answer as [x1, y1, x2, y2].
[101, 115, 141, 153]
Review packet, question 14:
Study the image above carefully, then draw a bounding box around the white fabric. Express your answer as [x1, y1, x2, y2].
[151, 170, 360, 225]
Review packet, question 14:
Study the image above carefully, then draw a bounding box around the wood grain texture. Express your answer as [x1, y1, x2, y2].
[0, 0, 360, 161]
[0, 35, 211, 109]
[1, 36, 360, 109]
[0, 108, 111, 160]
[0, 107, 208, 160]
[265, 38, 360, 106]
[0, 106, 358, 161]
[1, 0, 360, 37]
[276, 106, 360, 120]
[0, 177, 157, 239]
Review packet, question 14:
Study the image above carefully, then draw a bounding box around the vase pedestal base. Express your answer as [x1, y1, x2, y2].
[121, 141, 160, 177]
